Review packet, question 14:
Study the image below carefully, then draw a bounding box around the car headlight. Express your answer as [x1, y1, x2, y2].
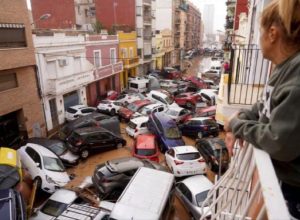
[46, 175, 56, 184]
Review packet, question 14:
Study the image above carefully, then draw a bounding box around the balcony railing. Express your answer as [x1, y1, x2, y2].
[143, 0, 151, 5]
[123, 57, 139, 67]
[227, 44, 269, 105]
[199, 142, 289, 220]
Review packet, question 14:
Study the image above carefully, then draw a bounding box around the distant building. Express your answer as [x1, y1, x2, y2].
[203, 4, 214, 35]
[0, 0, 46, 145]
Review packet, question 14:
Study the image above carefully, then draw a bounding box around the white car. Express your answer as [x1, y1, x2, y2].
[18, 143, 70, 194]
[115, 93, 145, 105]
[175, 175, 213, 219]
[146, 90, 179, 108]
[165, 145, 206, 177]
[131, 103, 166, 118]
[65, 105, 96, 121]
[164, 106, 192, 123]
[97, 100, 124, 115]
[125, 116, 150, 138]
[197, 89, 218, 105]
[30, 189, 79, 220]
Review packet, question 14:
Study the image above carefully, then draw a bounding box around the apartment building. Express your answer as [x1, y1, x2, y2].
[0, 0, 46, 146]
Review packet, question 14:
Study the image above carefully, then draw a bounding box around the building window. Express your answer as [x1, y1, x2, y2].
[0, 71, 18, 92]
[110, 48, 116, 64]
[46, 60, 57, 79]
[121, 48, 128, 58]
[94, 50, 101, 68]
[74, 57, 82, 73]
[0, 23, 26, 48]
[129, 48, 134, 58]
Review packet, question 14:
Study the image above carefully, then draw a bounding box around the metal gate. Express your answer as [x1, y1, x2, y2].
[63, 91, 79, 109]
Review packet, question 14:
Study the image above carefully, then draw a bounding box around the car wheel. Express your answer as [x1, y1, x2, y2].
[116, 143, 123, 149]
[186, 102, 193, 108]
[198, 132, 203, 139]
[110, 109, 116, 116]
[81, 149, 89, 159]
[34, 177, 42, 189]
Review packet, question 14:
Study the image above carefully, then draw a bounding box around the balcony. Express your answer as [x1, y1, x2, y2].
[143, 0, 151, 6]
[199, 142, 289, 220]
[143, 54, 152, 61]
[143, 16, 152, 25]
[123, 57, 139, 68]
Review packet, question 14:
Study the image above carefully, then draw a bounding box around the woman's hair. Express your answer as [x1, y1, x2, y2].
[261, 0, 300, 46]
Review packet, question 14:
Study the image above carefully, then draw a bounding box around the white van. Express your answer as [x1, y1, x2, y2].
[128, 78, 149, 93]
[108, 167, 175, 220]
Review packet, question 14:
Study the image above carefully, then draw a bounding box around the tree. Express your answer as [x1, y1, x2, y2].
[92, 20, 103, 33]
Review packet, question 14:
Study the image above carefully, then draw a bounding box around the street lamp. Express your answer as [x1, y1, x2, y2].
[31, 13, 51, 26]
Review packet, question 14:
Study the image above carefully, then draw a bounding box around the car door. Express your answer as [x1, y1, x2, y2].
[176, 183, 194, 214]
[180, 120, 193, 135]
[94, 132, 115, 150]
[23, 147, 42, 179]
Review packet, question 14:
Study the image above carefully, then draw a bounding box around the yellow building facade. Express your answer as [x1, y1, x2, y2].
[161, 29, 174, 67]
[154, 33, 165, 70]
[117, 31, 139, 90]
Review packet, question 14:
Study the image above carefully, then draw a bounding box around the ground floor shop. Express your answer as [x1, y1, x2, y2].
[120, 67, 137, 91]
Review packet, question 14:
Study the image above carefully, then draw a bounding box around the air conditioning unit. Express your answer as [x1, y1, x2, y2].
[58, 59, 68, 67]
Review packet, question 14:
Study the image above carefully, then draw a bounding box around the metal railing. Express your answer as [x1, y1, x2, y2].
[228, 44, 270, 105]
[199, 142, 290, 220]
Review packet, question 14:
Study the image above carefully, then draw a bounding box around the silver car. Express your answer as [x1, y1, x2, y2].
[175, 175, 213, 219]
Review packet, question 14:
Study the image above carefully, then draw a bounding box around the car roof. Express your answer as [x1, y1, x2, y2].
[131, 99, 151, 106]
[131, 116, 149, 124]
[68, 105, 88, 110]
[47, 189, 77, 204]
[106, 157, 144, 172]
[149, 90, 168, 98]
[24, 143, 59, 158]
[74, 126, 111, 135]
[173, 145, 198, 154]
[136, 134, 156, 149]
[142, 103, 163, 109]
[65, 112, 109, 127]
[27, 137, 64, 147]
[189, 117, 212, 121]
[181, 175, 213, 195]
[153, 112, 176, 128]
[167, 106, 184, 112]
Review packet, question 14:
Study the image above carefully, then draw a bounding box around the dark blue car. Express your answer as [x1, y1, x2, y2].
[147, 112, 185, 152]
[0, 189, 26, 220]
[178, 117, 219, 138]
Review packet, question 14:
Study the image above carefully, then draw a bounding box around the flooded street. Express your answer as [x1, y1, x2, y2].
[33, 55, 220, 220]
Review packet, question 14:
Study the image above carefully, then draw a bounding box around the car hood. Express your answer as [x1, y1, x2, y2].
[44, 170, 70, 186]
[60, 150, 79, 163]
[163, 137, 185, 148]
[31, 210, 54, 220]
[119, 108, 133, 116]
[169, 102, 179, 108]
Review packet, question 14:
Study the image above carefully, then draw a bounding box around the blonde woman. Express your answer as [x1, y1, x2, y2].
[225, 0, 300, 218]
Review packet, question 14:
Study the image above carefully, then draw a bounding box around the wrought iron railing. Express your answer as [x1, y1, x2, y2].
[199, 142, 290, 220]
[227, 44, 270, 105]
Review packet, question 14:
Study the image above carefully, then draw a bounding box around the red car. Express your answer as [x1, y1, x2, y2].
[133, 134, 159, 162]
[162, 67, 182, 79]
[185, 76, 209, 90]
[106, 90, 118, 100]
[195, 105, 216, 120]
[118, 100, 152, 121]
[174, 92, 202, 108]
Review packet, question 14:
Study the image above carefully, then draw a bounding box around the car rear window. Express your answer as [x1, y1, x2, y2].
[177, 152, 201, 160]
[203, 119, 217, 126]
[164, 127, 181, 139]
[135, 148, 156, 156]
[66, 108, 77, 114]
[41, 199, 68, 217]
[128, 121, 137, 129]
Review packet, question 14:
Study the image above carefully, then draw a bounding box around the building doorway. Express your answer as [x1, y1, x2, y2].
[49, 98, 59, 128]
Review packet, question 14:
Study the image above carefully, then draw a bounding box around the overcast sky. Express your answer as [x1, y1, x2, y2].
[189, 0, 226, 33]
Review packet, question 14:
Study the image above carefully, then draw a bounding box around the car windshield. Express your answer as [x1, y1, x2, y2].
[165, 96, 174, 105]
[196, 190, 211, 207]
[43, 156, 65, 172]
[50, 143, 67, 156]
[135, 148, 156, 156]
[127, 103, 139, 112]
[164, 127, 181, 139]
[41, 199, 68, 217]
[177, 152, 201, 160]
[127, 121, 137, 129]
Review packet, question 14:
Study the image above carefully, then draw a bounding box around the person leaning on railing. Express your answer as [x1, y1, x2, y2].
[224, 0, 300, 219]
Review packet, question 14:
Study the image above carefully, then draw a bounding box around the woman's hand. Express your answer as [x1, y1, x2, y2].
[224, 111, 239, 132]
[225, 132, 236, 156]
